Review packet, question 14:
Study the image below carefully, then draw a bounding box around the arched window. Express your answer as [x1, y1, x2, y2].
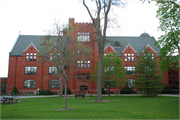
[48, 79, 60, 88]
[24, 79, 36, 88]
[126, 79, 135, 88]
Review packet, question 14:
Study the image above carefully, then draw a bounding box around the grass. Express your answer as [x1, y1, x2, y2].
[1, 96, 179, 119]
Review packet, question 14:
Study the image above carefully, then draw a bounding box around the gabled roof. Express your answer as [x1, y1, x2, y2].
[105, 36, 161, 57]
[10, 35, 68, 56]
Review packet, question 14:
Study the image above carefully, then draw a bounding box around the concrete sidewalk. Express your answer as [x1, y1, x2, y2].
[4, 94, 178, 99]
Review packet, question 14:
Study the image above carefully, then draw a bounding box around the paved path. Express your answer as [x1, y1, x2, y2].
[1, 94, 178, 99]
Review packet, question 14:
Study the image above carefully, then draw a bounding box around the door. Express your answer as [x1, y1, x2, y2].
[80, 85, 88, 94]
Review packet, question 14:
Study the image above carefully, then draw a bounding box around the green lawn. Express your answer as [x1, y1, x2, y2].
[1, 96, 179, 119]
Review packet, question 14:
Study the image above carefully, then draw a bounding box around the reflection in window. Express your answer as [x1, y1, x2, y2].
[49, 66, 58, 75]
[78, 32, 89, 42]
[48, 79, 60, 88]
[25, 66, 37, 75]
[82, 73, 85, 79]
[24, 79, 36, 88]
[87, 73, 90, 79]
[78, 73, 81, 79]
[124, 66, 135, 74]
[124, 54, 127, 61]
[26, 53, 29, 61]
[126, 79, 135, 88]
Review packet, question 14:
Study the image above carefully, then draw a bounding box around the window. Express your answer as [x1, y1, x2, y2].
[26, 53, 37, 61]
[49, 66, 58, 75]
[87, 73, 90, 79]
[104, 67, 115, 72]
[57, 53, 60, 61]
[24, 79, 36, 88]
[77, 60, 90, 68]
[124, 54, 127, 61]
[34, 53, 36, 61]
[25, 66, 37, 75]
[78, 73, 81, 79]
[124, 53, 134, 61]
[50, 53, 60, 61]
[1, 83, 7, 91]
[50, 53, 53, 61]
[78, 50, 80, 55]
[30, 53, 33, 61]
[131, 54, 134, 61]
[77, 61, 80, 68]
[48, 79, 60, 88]
[84, 61, 87, 68]
[78, 32, 89, 42]
[144, 53, 154, 60]
[104, 80, 116, 88]
[26, 53, 29, 61]
[124, 66, 135, 74]
[88, 61, 90, 68]
[151, 54, 154, 60]
[82, 73, 85, 79]
[126, 79, 135, 88]
[81, 61, 83, 68]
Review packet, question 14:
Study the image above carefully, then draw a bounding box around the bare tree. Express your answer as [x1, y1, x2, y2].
[83, 0, 125, 101]
[40, 20, 92, 109]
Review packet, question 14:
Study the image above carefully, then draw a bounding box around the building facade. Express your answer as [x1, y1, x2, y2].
[1, 18, 176, 95]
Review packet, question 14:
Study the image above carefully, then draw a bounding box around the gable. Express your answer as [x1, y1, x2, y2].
[146, 44, 156, 53]
[104, 45, 117, 53]
[122, 44, 137, 53]
[23, 43, 39, 52]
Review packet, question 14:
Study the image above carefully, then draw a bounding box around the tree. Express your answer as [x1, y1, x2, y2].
[154, 0, 180, 73]
[83, 0, 125, 101]
[133, 48, 165, 97]
[91, 52, 126, 96]
[39, 20, 92, 109]
[140, 0, 180, 73]
[11, 86, 19, 95]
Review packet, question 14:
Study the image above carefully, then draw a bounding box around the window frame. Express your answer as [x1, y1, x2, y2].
[24, 79, 36, 88]
[25, 66, 37, 75]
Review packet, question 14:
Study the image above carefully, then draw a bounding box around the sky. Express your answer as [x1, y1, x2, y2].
[0, 0, 164, 77]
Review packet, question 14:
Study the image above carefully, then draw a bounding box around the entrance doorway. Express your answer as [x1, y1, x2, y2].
[80, 85, 88, 94]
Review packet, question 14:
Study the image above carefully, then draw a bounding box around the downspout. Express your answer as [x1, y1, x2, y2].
[14, 56, 17, 87]
[41, 57, 44, 89]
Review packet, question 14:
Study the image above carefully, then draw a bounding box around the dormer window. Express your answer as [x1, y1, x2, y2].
[50, 53, 53, 61]
[26, 53, 36, 61]
[124, 54, 127, 61]
[125, 53, 134, 62]
[26, 53, 29, 61]
[30, 53, 33, 61]
[78, 32, 89, 42]
[34, 53, 36, 61]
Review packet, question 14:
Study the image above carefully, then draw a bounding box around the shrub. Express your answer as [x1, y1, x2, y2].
[11, 86, 19, 95]
[161, 86, 174, 94]
[120, 86, 134, 94]
[38, 89, 53, 95]
[63, 88, 71, 95]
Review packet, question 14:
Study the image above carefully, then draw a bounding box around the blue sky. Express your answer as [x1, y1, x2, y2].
[0, 0, 163, 77]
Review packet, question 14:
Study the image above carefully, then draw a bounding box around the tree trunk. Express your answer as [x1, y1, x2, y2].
[59, 72, 63, 97]
[64, 81, 68, 109]
[119, 86, 121, 94]
[97, 44, 103, 101]
[108, 79, 110, 97]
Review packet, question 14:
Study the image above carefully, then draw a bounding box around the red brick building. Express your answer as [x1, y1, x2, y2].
[1, 18, 176, 95]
